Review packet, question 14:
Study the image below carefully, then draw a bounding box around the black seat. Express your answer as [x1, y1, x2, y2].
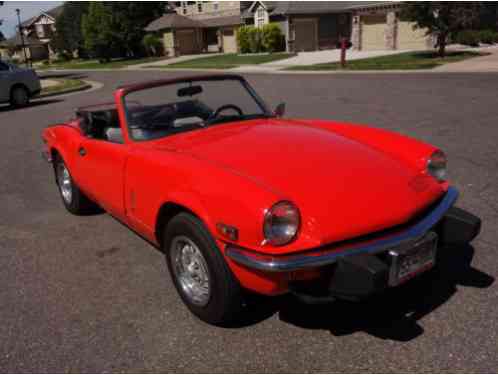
[76, 109, 121, 142]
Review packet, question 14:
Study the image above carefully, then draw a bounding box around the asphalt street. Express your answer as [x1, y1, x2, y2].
[0, 70, 497, 372]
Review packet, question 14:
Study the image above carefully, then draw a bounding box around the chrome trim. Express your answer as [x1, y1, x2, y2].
[225, 187, 459, 272]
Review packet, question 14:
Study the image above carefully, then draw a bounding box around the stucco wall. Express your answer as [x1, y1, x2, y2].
[163, 31, 175, 57]
[176, 1, 240, 19]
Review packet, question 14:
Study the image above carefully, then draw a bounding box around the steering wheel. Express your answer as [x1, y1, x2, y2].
[211, 104, 244, 119]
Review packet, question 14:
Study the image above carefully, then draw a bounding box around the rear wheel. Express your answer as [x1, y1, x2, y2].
[164, 212, 244, 326]
[10, 86, 30, 107]
[54, 155, 99, 215]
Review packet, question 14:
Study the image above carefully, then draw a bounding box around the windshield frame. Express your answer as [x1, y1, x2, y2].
[117, 75, 274, 143]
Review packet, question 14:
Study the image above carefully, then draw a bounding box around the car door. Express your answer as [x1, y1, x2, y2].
[0, 61, 12, 102]
[74, 138, 130, 222]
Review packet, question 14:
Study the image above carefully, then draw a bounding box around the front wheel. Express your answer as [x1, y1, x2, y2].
[164, 213, 244, 326]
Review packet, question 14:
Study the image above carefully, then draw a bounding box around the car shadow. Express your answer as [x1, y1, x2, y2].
[0, 98, 63, 113]
[235, 244, 494, 340]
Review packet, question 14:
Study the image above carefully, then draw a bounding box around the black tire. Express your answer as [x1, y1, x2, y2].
[53, 155, 99, 215]
[163, 212, 244, 326]
[10, 85, 30, 108]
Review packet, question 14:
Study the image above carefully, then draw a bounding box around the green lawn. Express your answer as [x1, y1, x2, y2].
[40, 78, 89, 96]
[285, 51, 486, 71]
[37, 56, 167, 70]
[158, 53, 296, 69]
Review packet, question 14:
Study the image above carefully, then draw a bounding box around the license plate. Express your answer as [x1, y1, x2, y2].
[388, 232, 438, 286]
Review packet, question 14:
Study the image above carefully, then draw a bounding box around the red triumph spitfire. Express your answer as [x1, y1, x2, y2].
[42, 75, 481, 325]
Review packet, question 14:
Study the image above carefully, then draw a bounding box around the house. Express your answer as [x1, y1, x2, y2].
[351, 2, 432, 51]
[0, 5, 63, 62]
[145, 1, 246, 56]
[242, 1, 359, 52]
[0, 33, 48, 62]
[242, 1, 432, 52]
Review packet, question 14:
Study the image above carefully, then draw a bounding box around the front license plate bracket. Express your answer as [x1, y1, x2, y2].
[388, 231, 438, 286]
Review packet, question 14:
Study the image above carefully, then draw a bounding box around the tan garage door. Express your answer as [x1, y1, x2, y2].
[362, 15, 386, 50]
[294, 19, 317, 52]
[176, 29, 199, 55]
[397, 21, 428, 50]
[222, 28, 237, 53]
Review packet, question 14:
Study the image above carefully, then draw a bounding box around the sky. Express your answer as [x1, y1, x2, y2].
[0, 1, 63, 38]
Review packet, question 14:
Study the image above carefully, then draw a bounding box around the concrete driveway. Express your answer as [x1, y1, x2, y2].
[435, 45, 498, 72]
[128, 53, 223, 69]
[263, 49, 413, 67]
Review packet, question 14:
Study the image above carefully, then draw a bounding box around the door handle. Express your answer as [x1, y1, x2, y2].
[78, 147, 87, 156]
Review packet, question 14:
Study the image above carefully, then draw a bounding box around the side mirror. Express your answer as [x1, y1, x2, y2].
[274, 102, 286, 118]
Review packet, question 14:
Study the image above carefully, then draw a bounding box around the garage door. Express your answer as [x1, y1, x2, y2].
[397, 21, 428, 50]
[176, 29, 199, 55]
[222, 28, 237, 53]
[294, 19, 317, 52]
[362, 15, 386, 50]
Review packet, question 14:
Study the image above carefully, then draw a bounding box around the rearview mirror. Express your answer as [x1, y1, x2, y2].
[178, 85, 203, 97]
[274, 102, 286, 118]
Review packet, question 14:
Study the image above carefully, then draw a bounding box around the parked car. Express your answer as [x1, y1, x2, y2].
[0, 60, 41, 107]
[41, 75, 481, 326]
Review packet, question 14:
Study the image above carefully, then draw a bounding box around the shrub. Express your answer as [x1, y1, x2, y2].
[248, 26, 265, 53]
[479, 30, 498, 45]
[142, 34, 163, 56]
[237, 25, 252, 54]
[262, 23, 284, 53]
[454, 30, 480, 47]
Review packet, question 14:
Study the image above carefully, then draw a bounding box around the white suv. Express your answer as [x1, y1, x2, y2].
[0, 60, 41, 107]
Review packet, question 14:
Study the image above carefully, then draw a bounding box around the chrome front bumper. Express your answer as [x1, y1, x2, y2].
[225, 187, 459, 272]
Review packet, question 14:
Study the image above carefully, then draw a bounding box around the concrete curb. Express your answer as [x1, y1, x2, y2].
[37, 67, 498, 75]
[129, 66, 498, 75]
[36, 80, 103, 99]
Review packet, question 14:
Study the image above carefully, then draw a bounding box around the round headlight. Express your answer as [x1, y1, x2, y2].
[263, 201, 300, 246]
[427, 150, 447, 182]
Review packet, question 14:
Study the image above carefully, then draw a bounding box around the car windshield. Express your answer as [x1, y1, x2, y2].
[123, 76, 272, 142]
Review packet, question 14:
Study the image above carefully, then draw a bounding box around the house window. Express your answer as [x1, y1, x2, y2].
[256, 7, 266, 27]
[36, 24, 44, 38]
[181, 1, 187, 15]
[213, 1, 219, 11]
[197, 1, 203, 13]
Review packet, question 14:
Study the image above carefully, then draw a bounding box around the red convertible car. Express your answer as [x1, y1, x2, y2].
[42, 75, 481, 325]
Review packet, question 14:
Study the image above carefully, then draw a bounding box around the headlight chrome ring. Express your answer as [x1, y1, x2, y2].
[427, 150, 447, 182]
[263, 201, 300, 246]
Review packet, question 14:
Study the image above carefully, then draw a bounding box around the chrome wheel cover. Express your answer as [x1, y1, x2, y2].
[56, 162, 72, 204]
[170, 236, 211, 306]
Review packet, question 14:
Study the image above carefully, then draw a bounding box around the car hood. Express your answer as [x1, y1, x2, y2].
[151, 119, 445, 247]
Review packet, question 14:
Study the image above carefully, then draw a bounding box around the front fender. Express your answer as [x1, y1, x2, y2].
[125, 148, 280, 250]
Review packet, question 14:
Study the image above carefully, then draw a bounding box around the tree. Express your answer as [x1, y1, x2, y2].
[81, 2, 117, 62]
[402, 2, 482, 57]
[81, 2, 167, 62]
[108, 2, 166, 57]
[53, 2, 89, 58]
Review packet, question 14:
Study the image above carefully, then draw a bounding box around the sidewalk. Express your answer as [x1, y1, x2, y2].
[262, 49, 413, 68]
[434, 45, 498, 72]
[127, 53, 223, 69]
